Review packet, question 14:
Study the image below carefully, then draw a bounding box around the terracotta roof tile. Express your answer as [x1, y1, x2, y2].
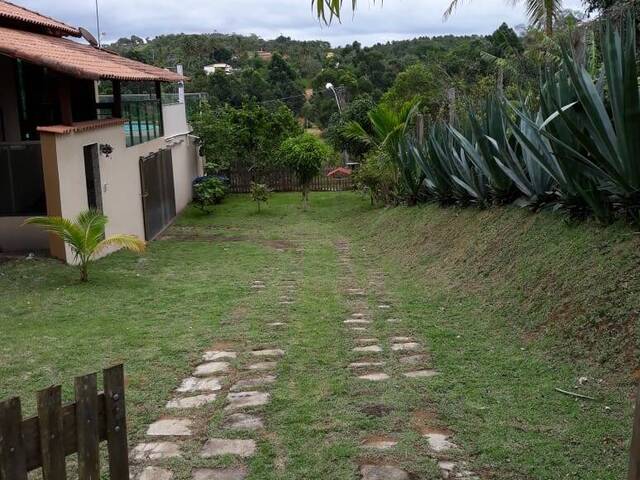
[0, 0, 80, 37]
[37, 118, 126, 135]
[0, 27, 186, 82]
[327, 167, 352, 177]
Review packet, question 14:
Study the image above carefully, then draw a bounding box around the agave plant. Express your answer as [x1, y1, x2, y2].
[448, 125, 491, 207]
[414, 124, 459, 205]
[492, 103, 555, 208]
[536, 66, 612, 221]
[24, 210, 146, 282]
[463, 97, 517, 203]
[543, 16, 640, 220]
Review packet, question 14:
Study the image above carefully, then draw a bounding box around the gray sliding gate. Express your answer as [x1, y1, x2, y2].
[140, 149, 176, 240]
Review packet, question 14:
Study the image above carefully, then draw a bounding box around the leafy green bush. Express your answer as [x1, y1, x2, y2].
[352, 149, 397, 205]
[193, 176, 229, 213]
[250, 182, 271, 212]
[278, 133, 331, 209]
[191, 102, 302, 175]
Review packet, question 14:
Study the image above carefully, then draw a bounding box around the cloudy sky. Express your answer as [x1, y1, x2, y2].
[23, 0, 585, 46]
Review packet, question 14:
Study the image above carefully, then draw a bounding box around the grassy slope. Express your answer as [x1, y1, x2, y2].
[0, 192, 637, 479]
[337, 197, 639, 479]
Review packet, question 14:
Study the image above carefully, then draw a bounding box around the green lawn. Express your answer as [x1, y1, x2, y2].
[0, 192, 635, 479]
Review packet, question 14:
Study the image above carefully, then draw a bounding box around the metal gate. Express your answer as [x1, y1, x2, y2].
[140, 148, 176, 240]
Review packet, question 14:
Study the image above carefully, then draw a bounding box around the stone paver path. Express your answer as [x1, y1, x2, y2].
[334, 239, 479, 480]
[130, 237, 479, 480]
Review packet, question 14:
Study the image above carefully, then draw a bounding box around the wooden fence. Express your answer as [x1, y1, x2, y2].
[0, 365, 129, 480]
[229, 168, 353, 194]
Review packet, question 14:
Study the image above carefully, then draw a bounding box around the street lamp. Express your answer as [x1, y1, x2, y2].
[325, 82, 342, 114]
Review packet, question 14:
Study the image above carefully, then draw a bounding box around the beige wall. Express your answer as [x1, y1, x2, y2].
[0, 217, 48, 252]
[163, 103, 189, 137]
[41, 105, 202, 263]
[163, 103, 203, 213]
[50, 125, 165, 261]
[0, 56, 21, 142]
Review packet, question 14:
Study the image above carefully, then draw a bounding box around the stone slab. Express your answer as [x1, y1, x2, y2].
[349, 362, 386, 369]
[351, 313, 366, 319]
[358, 373, 390, 381]
[203, 351, 237, 361]
[139, 466, 173, 480]
[222, 413, 264, 431]
[391, 337, 414, 342]
[131, 442, 181, 461]
[362, 437, 398, 450]
[378, 305, 392, 309]
[225, 391, 270, 410]
[147, 418, 193, 436]
[344, 319, 371, 325]
[386, 318, 402, 323]
[350, 327, 367, 332]
[398, 355, 427, 365]
[353, 345, 382, 353]
[425, 432, 457, 452]
[201, 439, 256, 458]
[251, 349, 285, 357]
[194, 362, 230, 376]
[267, 322, 286, 327]
[360, 465, 409, 480]
[177, 377, 223, 393]
[230, 375, 276, 391]
[391, 343, 421, 352]
[166, 394, 217, 409]
[247, 361, 278, 371]
[404, 370, 439, 379]
[192, 468, 247, 480]
[355, 338, 379, 344]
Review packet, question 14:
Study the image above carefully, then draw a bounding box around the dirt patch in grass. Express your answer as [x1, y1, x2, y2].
[360, 404, 393, 417]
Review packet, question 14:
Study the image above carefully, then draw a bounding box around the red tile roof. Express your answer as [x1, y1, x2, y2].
[37, 118, 126, 135]
[0, 26, 186, 82]
[327, 167, 353, 177]
[0, 0, 80, 37]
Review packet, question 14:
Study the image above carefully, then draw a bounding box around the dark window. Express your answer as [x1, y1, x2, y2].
[83, 144, 102, 212]
[0, 142, 46, 216]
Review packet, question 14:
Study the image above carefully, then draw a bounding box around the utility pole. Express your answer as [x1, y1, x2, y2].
[95, 0, 102, 47]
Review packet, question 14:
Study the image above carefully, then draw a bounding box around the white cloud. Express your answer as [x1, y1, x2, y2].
[20, 0, 586, 46]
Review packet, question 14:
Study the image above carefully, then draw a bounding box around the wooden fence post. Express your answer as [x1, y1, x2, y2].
[0, 397, 28, 480]
[75, 373, 99, 480]
[629, 384, 640, 479]
[103, 365, 129, 480]
[36, 386, 66, 480]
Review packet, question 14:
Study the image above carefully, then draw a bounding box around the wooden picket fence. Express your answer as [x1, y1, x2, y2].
[229, 168, 353, 193]
[0, 365, 129, 480]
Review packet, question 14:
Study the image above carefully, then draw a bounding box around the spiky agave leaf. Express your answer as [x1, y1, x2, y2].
[448, 125, 490, 207]
[466, 97, 516, 202]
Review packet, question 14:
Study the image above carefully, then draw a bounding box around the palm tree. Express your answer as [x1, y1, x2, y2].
[312, 0, 562, 35]
[445, 0, 561, 35]
[345, 100, 424, 204]
[24, 210, 146, 282]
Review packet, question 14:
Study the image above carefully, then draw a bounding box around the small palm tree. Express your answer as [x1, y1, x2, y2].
[24, 210, 146, 282]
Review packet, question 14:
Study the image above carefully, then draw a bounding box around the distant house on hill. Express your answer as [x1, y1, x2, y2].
[204, 63, 233, 75]
[254, 50, 273, 62]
